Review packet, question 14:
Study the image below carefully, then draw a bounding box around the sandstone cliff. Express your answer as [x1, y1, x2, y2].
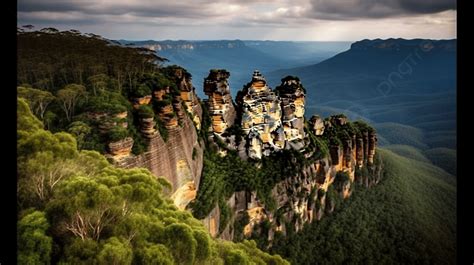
[105, 67, 204, 210]
[198, 71, 382, 246]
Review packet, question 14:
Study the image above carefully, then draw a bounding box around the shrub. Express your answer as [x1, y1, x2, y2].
[108, 127, 128, 142]
[131, 84, 151, 98]
[137, 105, 154, 119]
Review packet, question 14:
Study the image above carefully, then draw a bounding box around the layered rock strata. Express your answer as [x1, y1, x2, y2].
[203, 69, 236, 134]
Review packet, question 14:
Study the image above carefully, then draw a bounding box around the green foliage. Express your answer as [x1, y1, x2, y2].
[137, 104, 155, 119]
[56, 84, 87, 122]
[219, 199, 231, 234]
[218, 240, 289, 265]
[97, 237, 133, 265]
[375, 122, 430, 149]
[16, 30, 171, 156]
[334, 171, 350, 191]
[325, 185, 341, 213]
[60, 238, 100, 264]
[250, 219, 272, 250]
[67, 121, 91, 150]
[107, 126, 129, 142]
[17, 29, 163, 93]
[132, 84, 152, 98]
[193, 230, 212, 262]
[304, 125, 329, 160]
[384, 144, 431, 163]
[18, 86, 55, 119]
[233, 212, 250, 242]
[85, 91, 130, 114]
[18, 211, 52, 265]
[191, 148, 309, 224]
[270, 149, 456, 265]
[189, 155, 227, 219]
[155, 117, 169, 142]
[225, 248, 251, 265]
[128, 114, 148, 155]
[135, 244, 174, 265]
[198, 100, 212, 144]
[424, 147, 456, 175]
[18, 98, 44, 132]
[87, 74, 110, 96]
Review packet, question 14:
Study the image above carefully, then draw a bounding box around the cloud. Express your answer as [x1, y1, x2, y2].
[17, 0, 233, 19]
[309, 0, 456, 20]
[17, 0, 456, 40]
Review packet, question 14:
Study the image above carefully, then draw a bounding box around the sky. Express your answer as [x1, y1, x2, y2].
[17, 0, 456, 41]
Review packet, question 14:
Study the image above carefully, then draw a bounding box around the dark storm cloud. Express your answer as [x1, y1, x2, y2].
[310, 0, 456, 20]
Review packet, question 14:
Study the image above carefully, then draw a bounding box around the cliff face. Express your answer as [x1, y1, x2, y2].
[107, 68, 204, 210]
[116, 116, 203, 209]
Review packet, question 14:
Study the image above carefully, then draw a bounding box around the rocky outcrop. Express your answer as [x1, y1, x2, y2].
[238, 70, 284, 159]
[139, 117, 157, 138]
[309, 115, 325, 136]
[275, 76, 306, 150]
[172, 67, 202, 130]
[108, 137, 134, 158]
[368, 131, 377, 165]
[153, 67, 202, 131]
[132, 95, 152, 109]
[204, 69, 236, 134]
[234, 72, 314, 159]
[88, 111, 128, 134]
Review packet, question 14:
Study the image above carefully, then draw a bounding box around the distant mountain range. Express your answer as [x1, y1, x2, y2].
[119, 39, 351, 93]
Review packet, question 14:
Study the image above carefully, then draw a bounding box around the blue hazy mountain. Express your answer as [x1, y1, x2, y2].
[119, 39, 351, 96]
[267, 39, 456, 161]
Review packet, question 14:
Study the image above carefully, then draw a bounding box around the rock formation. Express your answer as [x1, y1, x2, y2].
[139, 117, 157, 138]
[203, 69, 236, 134]
[275, 76, 306, 151]
[132, 95, 152, 109]
[238, 70, 284, 159]
[108, 137, 134, 158]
